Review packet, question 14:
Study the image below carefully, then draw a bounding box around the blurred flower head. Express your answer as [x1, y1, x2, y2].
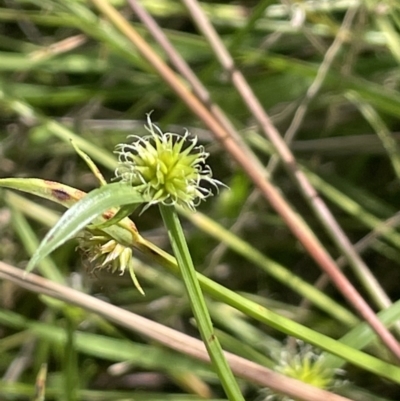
[114, 113, 223, 211]
[261, 341, 340, 401]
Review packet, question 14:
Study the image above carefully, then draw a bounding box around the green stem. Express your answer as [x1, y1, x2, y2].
[159, 204, 245, 401]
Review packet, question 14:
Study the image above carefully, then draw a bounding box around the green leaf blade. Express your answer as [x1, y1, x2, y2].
[26, 183, 145, 273]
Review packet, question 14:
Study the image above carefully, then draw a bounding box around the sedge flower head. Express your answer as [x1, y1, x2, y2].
[78, 232, 144, 294]
[114, 113, 223, 211]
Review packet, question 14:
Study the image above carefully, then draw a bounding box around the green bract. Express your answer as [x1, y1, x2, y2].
[114, 114, 222, 211]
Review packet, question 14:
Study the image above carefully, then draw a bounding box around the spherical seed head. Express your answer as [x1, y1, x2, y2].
[114, 113, 223, 211]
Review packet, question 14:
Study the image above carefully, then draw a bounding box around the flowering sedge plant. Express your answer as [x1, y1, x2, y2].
[16, 114, 224, 297]
[112, 114, 243, 400]
[77, 114, 223, 297]
[73, 112, 222, 296]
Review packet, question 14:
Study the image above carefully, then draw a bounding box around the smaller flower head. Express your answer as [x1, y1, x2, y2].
[114, 113, 223, 211]
[78, 231, 144, 295]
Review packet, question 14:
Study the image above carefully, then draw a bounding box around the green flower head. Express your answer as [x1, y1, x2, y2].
[114, 114, 222, 211]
